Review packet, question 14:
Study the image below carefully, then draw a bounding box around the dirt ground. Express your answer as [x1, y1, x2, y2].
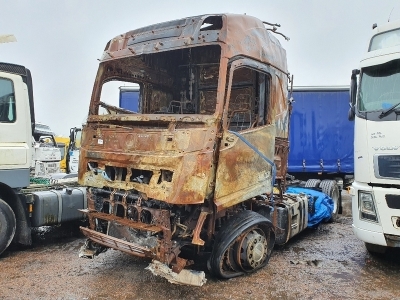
[1, 213, 400, 299]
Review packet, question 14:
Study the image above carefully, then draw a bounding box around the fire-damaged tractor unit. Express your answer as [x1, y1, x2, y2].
[78, 14, 329, 286]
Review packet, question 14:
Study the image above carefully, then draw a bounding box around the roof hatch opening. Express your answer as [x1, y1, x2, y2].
[200, 16, 223, 31]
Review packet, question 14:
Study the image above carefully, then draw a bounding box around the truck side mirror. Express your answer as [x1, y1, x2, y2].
[69, 127, 75, 141]
[348, 69, 359, 121]
[348, 105, 355, 121]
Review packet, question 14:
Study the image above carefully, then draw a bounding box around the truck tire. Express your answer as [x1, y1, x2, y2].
[208, 210, 275, 279]
[365, 242, 387, 254]
[0, 199, 16, 255]
[319, 179, 340, 221]
[304, 179, 321, 188]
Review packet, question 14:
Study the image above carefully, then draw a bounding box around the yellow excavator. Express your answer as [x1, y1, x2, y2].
[55, 136, 69, 173]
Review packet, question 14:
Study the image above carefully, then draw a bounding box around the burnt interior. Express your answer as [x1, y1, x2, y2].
[97, 45, 222, 116]
[227, 68, 271, 130]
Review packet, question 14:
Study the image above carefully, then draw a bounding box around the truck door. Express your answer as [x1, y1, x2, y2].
[215, 59, 283, 210]
[0, 71, 32, 188]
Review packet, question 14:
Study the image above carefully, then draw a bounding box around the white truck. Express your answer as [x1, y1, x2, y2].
[32, 122, 62, 177]
[0, 61, 86, 255]
[349, 20, 400, 253]
[66, 127, 81, 174]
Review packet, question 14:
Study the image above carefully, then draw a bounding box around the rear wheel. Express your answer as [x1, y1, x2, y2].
[0, 199, 16, 255]
[208, 210, 275, 279]
[304, 179, 321, 188]
[320, 180, 340, 221]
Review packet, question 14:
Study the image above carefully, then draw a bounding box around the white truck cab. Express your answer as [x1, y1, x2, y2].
[349, 20, 400, 253]
[0, 63, 34, 188]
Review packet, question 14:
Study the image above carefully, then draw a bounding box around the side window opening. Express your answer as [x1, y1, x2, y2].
[0, 78, 16, 123]
[227, 67, 271, 131]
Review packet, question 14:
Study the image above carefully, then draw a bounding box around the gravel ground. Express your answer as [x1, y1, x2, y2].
[1, 216, 400, 300]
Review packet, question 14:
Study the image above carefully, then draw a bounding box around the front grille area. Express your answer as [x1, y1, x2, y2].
[386, 194, 400, 209]
[376, 155, 400, 179]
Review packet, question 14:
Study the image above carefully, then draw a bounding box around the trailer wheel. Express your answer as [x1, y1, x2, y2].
[319, 179, 340, 221]
[0, 199, 16, 255]
[304, 179, 321, 188]
[208, 210, 275, 279]
[365, 242, 387, 254]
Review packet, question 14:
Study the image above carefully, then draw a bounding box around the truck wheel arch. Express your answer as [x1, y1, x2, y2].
[0, 198, 16, 255]
[0, 183, 32, 246]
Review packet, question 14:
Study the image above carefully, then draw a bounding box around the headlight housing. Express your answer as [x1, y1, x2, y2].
[359, 191, 379, 223]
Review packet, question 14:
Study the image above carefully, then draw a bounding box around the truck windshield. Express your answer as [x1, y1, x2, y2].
[74, 130, 82, 149]
[358, 59, 400, 112]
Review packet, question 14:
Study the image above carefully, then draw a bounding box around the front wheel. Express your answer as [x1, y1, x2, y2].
[208, 210, 275, 279]
[0, 199, 16, 255]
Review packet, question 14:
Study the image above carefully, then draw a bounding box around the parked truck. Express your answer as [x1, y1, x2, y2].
[66, 127, 82, 174]
[119, 86, 140, 112]
[78, 14, 336, 286]
[0, 61, 86, 255]
[31, 122, 62, 177]
[349, 20, 400, 254]
[289, 86, 353, 180]
[288, 86, 353, 215]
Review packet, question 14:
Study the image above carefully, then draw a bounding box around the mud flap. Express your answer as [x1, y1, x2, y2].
[146, 260, 207, 286]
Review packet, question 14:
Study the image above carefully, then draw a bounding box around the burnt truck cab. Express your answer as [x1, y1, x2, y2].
[79, 14, 304, 285]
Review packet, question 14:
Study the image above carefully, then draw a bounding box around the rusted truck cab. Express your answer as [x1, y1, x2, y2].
[79, 14, 303, 285]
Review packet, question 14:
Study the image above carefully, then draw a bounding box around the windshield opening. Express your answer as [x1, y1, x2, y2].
[57, 143, 66, 159]
[96, 45, 221, 116]
[74, 130, 82, 149]
[358, 59, 400, 112]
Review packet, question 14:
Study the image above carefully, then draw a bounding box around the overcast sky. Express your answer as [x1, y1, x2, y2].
[1, 0, 400, 136]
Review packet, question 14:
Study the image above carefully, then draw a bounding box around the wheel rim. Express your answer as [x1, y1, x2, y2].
[236, 228, 268, 271]
[209, 211, 275, 279]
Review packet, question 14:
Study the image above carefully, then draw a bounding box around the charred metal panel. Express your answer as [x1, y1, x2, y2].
[215, 125, 275, 210]
[275, 137, 289, 181]
[101, 14, 287, 76]
[79, 124, 217, 204]
[269, 76, 290, 139]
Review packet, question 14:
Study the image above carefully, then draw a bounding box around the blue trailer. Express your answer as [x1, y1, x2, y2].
[119, 86, 140, 112]
[288, 86, 353, 184]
